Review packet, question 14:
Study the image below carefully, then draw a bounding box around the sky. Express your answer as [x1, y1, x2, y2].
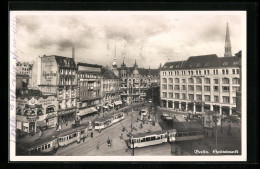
[14, 11, 244, 68]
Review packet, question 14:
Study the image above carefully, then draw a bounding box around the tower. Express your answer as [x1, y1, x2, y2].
[134, 59, 138, 69]
[224, 23, 232, 57]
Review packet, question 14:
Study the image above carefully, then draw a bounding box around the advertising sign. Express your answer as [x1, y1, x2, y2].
[41, 56, 57, 85]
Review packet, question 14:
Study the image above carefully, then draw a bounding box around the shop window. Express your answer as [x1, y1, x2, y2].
[37, 109, 43, 116]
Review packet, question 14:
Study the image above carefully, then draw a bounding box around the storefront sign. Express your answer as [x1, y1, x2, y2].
[41, 57, 58, 85]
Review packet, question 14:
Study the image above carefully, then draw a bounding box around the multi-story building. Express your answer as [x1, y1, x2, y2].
[31, 55, 78, 125]
[16, 61, 33, 89]
[102, 68, 121, 110]
[16, 89, 57, 133]
[76, 62, 103, 119]
[112, 58, 160, 104]
[160, 54, 240, 116]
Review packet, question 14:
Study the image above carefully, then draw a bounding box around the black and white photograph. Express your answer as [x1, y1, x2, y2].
[9, 11, 247, 161]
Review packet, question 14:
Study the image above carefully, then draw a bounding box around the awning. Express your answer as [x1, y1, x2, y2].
[103, 106, 109, 109]
[114, 101, 122, 105]
[37, 121, 47, 127]
[78, 107, 98, 116]
[45, 114, 57, 119]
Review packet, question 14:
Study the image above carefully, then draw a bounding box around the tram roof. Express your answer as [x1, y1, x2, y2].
[130, 130, 167, 138]
[57, 124, 89, 137]
[95, 112, 124, 122]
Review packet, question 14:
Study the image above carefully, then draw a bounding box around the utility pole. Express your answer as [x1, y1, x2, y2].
[132, 141, 134, 156]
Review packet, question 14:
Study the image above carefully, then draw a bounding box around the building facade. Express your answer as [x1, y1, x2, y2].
[102, 69, 122, 110]
[31, 55, 78, 125]
[160, 54, 240, 116]
[16, 61, 33, 89]
[76, 62, 103, 119]
[112, 59, 160, 104]
[16, 89, 57, 133]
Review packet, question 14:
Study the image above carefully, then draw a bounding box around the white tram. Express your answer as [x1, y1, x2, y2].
[57, 125, 88, 147]
[94, 112, 125, 130]
[23, 136, 59, 155]
[128, 130, 168, 148]
[168, 129, 204, 142]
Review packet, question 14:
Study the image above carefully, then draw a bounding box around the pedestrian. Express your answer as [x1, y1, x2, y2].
[83, 135, 86, 142]
[91, 132, 93, 138]
[96, 142, 100, 150]
[121, 133, 123, 140]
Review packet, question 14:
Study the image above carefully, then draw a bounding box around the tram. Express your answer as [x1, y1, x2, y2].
[168, 129, 204, 142]
[94, 112, 125, 130]
[22, 135, 59, 155]
[57, 125, 89, 147]
[127, 130, 168, 148]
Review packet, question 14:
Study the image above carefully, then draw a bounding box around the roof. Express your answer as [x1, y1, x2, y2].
[130, 130, 167, 138]
[77, 62, 103, 68]
[117, 66, 159, 77]
[52, 55, 77, 69]
[103, 69, 119, 79]
[162, 54, 240, 70]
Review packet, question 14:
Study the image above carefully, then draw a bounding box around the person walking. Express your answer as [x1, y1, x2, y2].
[96, 142, 100, 150]
[91, 131, 93, 138]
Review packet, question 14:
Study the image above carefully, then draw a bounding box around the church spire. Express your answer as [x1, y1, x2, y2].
[224, 22, 232, 57]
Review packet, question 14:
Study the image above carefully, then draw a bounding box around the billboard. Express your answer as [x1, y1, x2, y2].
[41, 56, 58, 85]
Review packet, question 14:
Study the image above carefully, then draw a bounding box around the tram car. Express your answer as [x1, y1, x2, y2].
[94, 112, 125, 130]
[127, 130, 168, 148]
[57, 125, 89, 147]
[22, 135, 59, 155]
[168, 129, 204, 142]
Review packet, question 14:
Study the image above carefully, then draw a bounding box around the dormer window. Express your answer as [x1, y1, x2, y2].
[205, 62, 210, 66]
[233, 61, 238, 65]
[223, 62, 228, 66]
[196, 63, 201, 67]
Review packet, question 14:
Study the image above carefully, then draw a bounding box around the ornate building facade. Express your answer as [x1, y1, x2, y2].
[112, 59, 160, 104]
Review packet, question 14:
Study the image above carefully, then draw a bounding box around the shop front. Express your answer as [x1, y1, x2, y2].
[77, 107, 98, 120]
[58, 108, 76, 124]
[174, 101, 179, 110]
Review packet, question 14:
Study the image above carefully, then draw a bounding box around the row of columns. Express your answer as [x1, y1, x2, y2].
[161, 100, 233, 115]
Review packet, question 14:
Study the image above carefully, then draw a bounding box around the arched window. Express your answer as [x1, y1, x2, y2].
[204, 78, 210, 84]
[196, 78, 202, 84]
[174, 78, 179, 83]
[16, 107, 22, 115]
[162, 78, 167, 83]
[232, 78, 239, 84]
[168, 78, 173, 83]
[222, 78, 230, 84]
[188, 78, 194, 84]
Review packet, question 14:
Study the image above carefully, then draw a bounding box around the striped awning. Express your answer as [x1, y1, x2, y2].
[78, 107, 97, 116]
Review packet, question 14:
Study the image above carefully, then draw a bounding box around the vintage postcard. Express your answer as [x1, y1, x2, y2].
[9, 11, 247, 161]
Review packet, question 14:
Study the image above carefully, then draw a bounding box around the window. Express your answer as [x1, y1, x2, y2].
[232, 69, 235, 74]
[182, 93, 186, 99]
[189, 94, 194, 100]
[214, 96, 219, 102]
[204, 78, 210, 84]
[175, 78, 179, 83]
[182, 79, 186, 83]
[233, 97, 236, 104]
[196, 70, 198, 75]
[162, 78, 167, 83]
[236, 69, 240, 74]
[191, 71, 194, 75]
[223, 96, 230, 103]
[182, 85, 186, 90]
[188, 78, 194, 84]
[216, 70, 218, 75]
[204, 86, 210, 92]
[226, 69, 229, 74]
[162, 84, 167, 90]
[199, 70, 201, 75]
[196, 78, 202, 84]
[204, 70, 207, 75]
[196, 85, 202, 91]
[163, 92, 167, 97]
[175, 93, 180, 99]
[169, 93, 173, 98]
[232, 86, 239, 92]
[207, 70, 210, 75]
[222, 69, 225, 74]
[168, 78, 173, 83]
[232, 78, 239, 84]
[188, 85, 194, 91]
[214, 79, 218, 84]
[222, 86, 230, 92]
[204, 95, 210, 101]
[222, 78, 230, 84]
[214, 86, 219, 92]
[168, 85, 173, 90]
[196, 95, 202, 101]
[174, 85, 180, 90]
